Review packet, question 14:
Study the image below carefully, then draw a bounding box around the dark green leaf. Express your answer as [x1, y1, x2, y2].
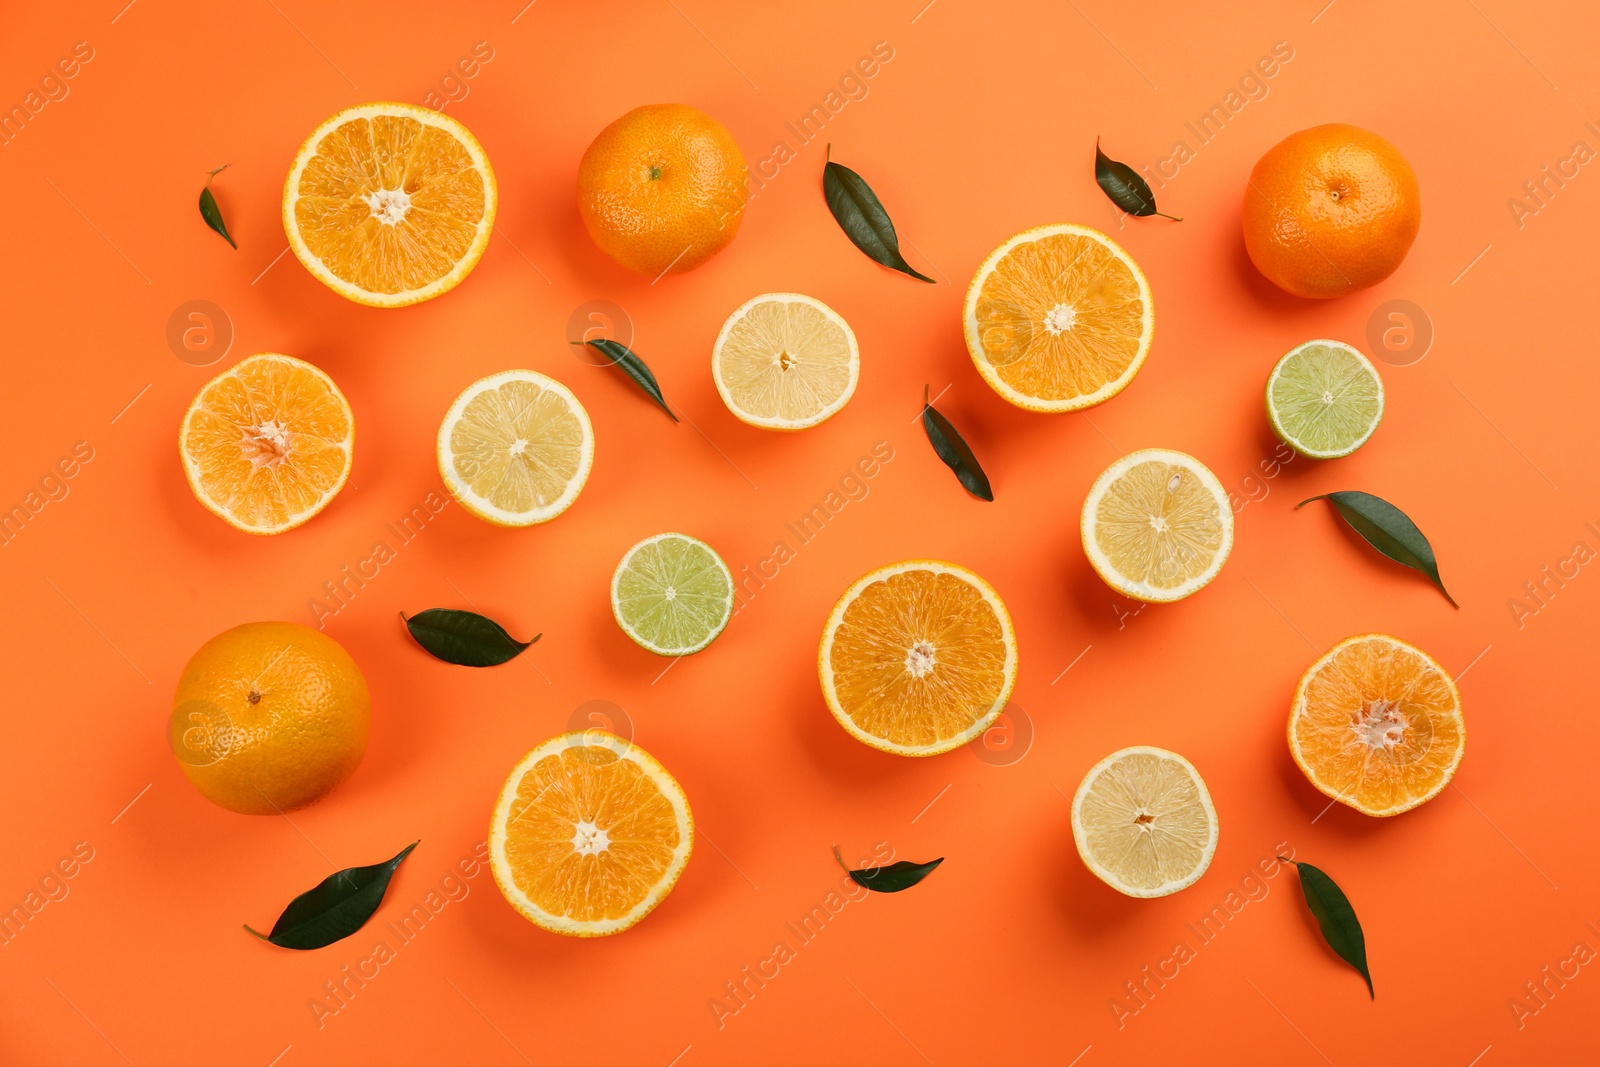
[199, 165, 236, 249]
[402, 608, 538, 667]
[1297, 491, 1457, 607]
[834, 845, 943, 893]
[1281, 857, 1372, 998]
[822, 146, 934, 283]
[1094, 139, 1180, 221]
[921, 385, 993, 501]
[576, 338, 677, 422]
[246, 841, 418, 950]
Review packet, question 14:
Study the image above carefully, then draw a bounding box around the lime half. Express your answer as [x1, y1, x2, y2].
[611, 533, 734, 656]
[1265, 340, 1384, 459]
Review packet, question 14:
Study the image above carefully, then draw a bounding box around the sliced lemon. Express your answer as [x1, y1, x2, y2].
[611, 533, 735, 656]
[489, 732, 693, 937]
[1265, 340, 1385, 459]
[179, 353, 353, 534]
[1081, 448, 1233, 602]
[712, 293, 859, 430]
[819, 560, 1018, 757]
[964, 223, 1153, 412]
[283, 102, 497, 308]
[1072, 746, 1218, 898]
[437, 370, 594, 527]
[1289, 633, 1464, 817]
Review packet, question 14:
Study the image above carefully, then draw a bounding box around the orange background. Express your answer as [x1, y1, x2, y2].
[2, 1, 1597, 1063]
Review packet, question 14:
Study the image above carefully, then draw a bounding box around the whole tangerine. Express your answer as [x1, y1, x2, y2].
[169, 621, 370, 815]
[577, 103, 748, 276]
[1242, 123, 1420, 299]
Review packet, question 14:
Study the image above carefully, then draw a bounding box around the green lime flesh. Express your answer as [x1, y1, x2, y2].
[1266, 341, 1384, 459]
[611, 534, 734, 655]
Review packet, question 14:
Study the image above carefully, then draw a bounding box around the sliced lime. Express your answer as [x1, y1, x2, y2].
[1265, 340, 1384, 459]
[610, 533, 734, 656]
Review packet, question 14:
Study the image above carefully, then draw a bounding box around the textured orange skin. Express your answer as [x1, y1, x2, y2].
[577, 103, 748, 276]
[169, 622, 370, 815]
[1242, 123, 1420, 299]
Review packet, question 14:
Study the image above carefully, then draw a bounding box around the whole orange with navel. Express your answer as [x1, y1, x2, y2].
[1242, 123, 1420, 299]
[169, 622, 370, 815]
[577, 103, 748, 276]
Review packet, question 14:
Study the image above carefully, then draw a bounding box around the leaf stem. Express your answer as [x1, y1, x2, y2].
[205, 164, 230, 187]
[243, 924, 272, 942]
[831, 844, 853, 874]
[1152, 211, 1184, 221]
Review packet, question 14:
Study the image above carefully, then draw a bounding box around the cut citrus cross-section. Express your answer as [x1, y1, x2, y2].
[179, 353, 353, 534]
[1072, 746, 1218, 898]
[819, 560, 1018, 757]
[1289, 633, 1464, 817]
[283, 102, 497, 307]
[1081, 448, 1233, 602]
[489, 732, 693, 937]
[712, 293, 859, 430]
[964, 223, 1153, 412]
[437, 370, 595, 527]
[611, 533, 735, 656]
[1265, 340, 1385, 459]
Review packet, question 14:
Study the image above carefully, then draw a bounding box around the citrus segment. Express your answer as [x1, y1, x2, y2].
[819, 560, 1017, 757]
[169, 622, 370, 815]
[1081, 449, 1233, 602]
[489, 732, 693, 936]
[1266, 340, 1384, 458]
[1288, 634, 1464, 817]
[611, 533, 735, 656]
[712, 293, 859, 430]
[964, 224, 1153, 412]
[284, 102, 496, 307]
[179, 353, 353, 534]
[1072, 746, 1218, 898]
[437, 370, 594, 527]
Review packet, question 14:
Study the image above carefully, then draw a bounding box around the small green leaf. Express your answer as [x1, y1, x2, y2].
[199, 165, 236, 249]
[921, 385, 993, 501]
[1281, 857, 1373, 998]
[822, 146, 934, 283]
[833, 845, 943, 893]
[402, 608, 538, 667]
[246, 841, 418, 950]
[1297, 491, 1457, 607]
[573, 339, 678, 422]
[1094, 139, 1180, 221]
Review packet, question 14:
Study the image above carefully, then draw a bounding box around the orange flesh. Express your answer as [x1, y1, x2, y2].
[828, 569, 1009, 748]
[1291, 636, 1463, 814]
[973, 232, 1146, 401]
[182, 357, 350, 531]
[500, 746, 681, 923]
[294, 114, 486, 294]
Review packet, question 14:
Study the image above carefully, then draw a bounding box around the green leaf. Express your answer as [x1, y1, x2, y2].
[1281, 857, 1373, 998]
[246, 841, 418, 950]
[833, 845, 943, 893]
[921, 385, 993, 501]
[1297, 491, 1457, 607]
[1094, 140, 1181, 221]
[402, 608, 538, 667]
[199, 165, 236, 249]
[822, 146, 934, 282]
[573, 339, 678, 422]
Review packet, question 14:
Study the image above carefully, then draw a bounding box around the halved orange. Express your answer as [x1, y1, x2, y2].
[179, 354, 353, 534]
[489, 732, 693, 937]
[819, 560, 1018, 756]
[283, 102, 497, 307]
[964, 223, 1153, 412]
[1288, 634, 1464, 817]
